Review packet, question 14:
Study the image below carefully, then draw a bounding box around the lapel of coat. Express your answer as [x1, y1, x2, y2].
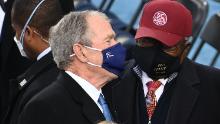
[102, 78, 120, 123]
[110, 64, 147, 124]
[132, 66, 148, 124]
[4, 52, 55, 124]
[8, 52, 54, 104]
[17, 52, 54, 90]
[0, 0, 5, 12]
[58, 71, 106, 124]
[165, 59, 200, 124]
[135, 80, 148, 124]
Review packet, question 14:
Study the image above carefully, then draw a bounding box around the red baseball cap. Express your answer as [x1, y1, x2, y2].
[135, 0, 192, 47]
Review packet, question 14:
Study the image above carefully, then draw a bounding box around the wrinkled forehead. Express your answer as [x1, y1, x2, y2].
[86, 15, 115, 40]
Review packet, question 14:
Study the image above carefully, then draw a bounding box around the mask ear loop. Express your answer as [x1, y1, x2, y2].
[19, 0, 46, 46]
[33, 30, 48, 43]
[70, 44, 102, 57]
[70, 45, 103, 67]
[84, 45, 102, 51]
[69, 52, 102, 67]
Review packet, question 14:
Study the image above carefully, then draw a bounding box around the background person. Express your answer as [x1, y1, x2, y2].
[104, 0, 220, 124]
[2, 0, 70, 123]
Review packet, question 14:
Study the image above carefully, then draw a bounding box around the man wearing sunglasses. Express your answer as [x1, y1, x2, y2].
[104, 0, 220, 124]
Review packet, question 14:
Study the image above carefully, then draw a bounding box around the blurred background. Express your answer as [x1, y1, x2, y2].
[2, 0, 219, 68]
[74, 0, 220, 69]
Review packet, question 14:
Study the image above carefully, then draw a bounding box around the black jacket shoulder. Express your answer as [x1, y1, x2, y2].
[6, 53, 59, 124]
[17, 71, 107, 124]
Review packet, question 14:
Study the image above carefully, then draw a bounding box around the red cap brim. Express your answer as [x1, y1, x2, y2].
[135, 27, 183, 47]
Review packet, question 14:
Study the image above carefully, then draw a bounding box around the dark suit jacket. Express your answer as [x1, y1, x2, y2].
[17, 71, 117, 124]
[0, 0, 5, 11]
[0, 0, 73, 122]
[3, 52, 59, 124]
[104, 58, 220, 124]
[0, 0, 32, 121]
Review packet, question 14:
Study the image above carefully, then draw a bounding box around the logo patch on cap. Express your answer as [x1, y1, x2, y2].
[153, 11, 167, 26]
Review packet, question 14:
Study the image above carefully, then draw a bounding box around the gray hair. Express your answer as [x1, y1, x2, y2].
[49, 10, 109, 69]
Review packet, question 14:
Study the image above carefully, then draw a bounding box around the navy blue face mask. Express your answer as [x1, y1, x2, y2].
[84, 43, 126, 77]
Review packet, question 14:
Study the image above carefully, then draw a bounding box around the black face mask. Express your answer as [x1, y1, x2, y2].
[133, 45, 181, 80]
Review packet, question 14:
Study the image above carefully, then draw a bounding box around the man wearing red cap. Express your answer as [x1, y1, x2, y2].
[103, 0, 220, 124]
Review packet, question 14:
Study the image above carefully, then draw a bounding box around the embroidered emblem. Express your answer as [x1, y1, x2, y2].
[153, 11, 168, 26]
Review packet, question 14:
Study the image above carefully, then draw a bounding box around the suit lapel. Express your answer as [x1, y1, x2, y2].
[82, 98, 105, 123]
[132, 66, 148, 124]
[0, 0, 5, 12]
[102, 79, 120, 122]
[8, 52, 54, 108]
[58, 71, 105, 123]
[111, 67, 147, 124]
[18, 52, 54, 90]
[135, 81, 148, 124]
[165, 59, 200, 124]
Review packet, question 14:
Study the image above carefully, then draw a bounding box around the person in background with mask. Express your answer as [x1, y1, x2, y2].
[2, 0, 70, 124]
[104, 0, 220, 124]
[16, 10, 126, 124]
[0, 0, 33, 121]
[0, 0, 73, 122]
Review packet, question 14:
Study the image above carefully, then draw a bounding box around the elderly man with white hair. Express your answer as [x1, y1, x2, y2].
[17, 10, 126, 124]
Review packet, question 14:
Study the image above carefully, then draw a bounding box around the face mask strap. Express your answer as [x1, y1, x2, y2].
[84, 45, 102, 52]
[33, 30, 48, 43]
[20, 0, 46, 46]
[14, 36, 19, 43]
[69, 53, 102, 68]
[87, 62, 102, 68]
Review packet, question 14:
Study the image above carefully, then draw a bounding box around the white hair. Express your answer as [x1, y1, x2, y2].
[49, 10, 109, 69]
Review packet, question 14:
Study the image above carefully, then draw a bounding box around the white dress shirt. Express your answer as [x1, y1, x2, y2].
[37, 47, 51, 61]
[0, 6, 5, 38]
[141, 71, 168, 102]
[65, 71, 104, 113]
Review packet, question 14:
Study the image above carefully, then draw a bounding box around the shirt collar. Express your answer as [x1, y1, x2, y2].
[141, 71, 168, 86]
[37, 47, 51, 61]
[65, 71, 101, 104]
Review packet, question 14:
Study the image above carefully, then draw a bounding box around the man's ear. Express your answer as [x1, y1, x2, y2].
[25, 26, 34, 43]
[72, 43, 88, 63]
[180, 42, 191, 63]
